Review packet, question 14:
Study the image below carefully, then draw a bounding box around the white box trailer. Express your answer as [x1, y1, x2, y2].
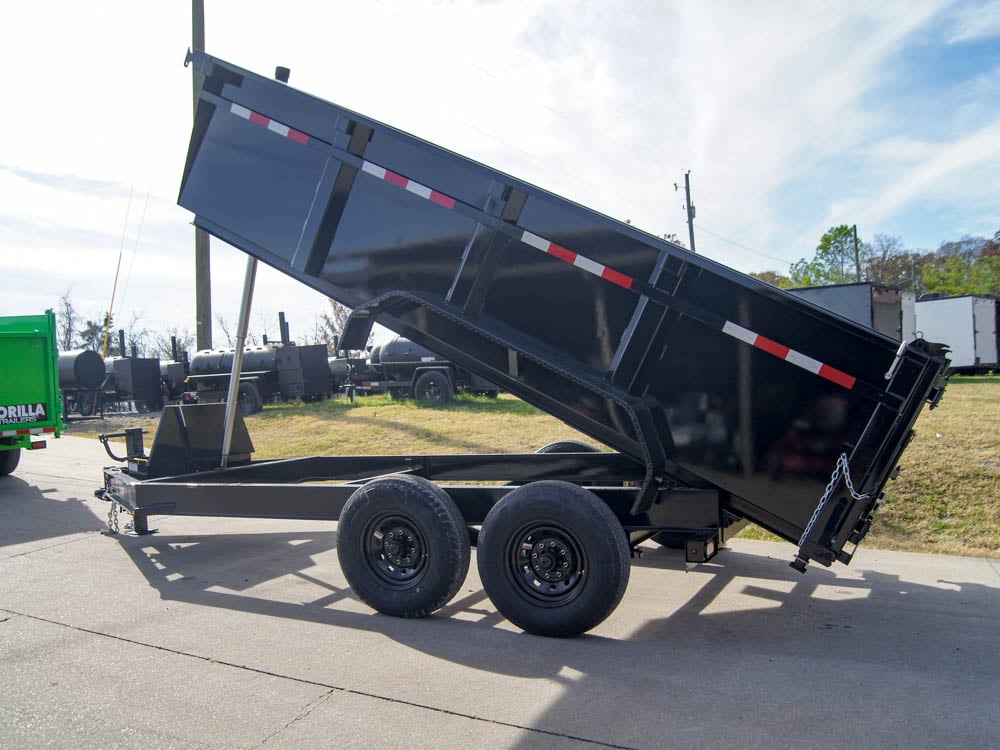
[789, 283, 916, 341]
[915, 295, 999, 372]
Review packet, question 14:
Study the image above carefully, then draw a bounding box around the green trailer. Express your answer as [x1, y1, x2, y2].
[0, 310, 64, 475]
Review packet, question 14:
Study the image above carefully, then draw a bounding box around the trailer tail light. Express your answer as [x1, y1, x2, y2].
[29, 440, 47, 450]
[685, 537, 718, 564]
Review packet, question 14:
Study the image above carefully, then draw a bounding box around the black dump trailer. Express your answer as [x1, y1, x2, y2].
[98, 52, 949, 637]
[332, 334, 499, 401]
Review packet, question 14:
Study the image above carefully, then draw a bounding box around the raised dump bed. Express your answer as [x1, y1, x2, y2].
[98, 52, 949, 637]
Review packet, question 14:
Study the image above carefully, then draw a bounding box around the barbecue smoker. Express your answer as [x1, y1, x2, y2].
[97, 52, 949, 637]
[187, 313, 331, 413]
[332, 334, 499, 402]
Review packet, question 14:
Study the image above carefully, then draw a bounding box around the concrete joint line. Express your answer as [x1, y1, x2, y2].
[256, 689, 338, 748]
[3, 607, 633, 749]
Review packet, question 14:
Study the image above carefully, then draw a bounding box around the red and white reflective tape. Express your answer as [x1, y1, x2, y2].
[722, 321, 857, 390]
[230, 103, 309, 145]
[360, 161, 456, 210]
[0, 426, 57, 438]
[520, 231, 635, 290]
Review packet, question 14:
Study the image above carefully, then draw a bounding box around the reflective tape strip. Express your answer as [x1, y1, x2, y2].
[722, 321, 857, 390]
[360, 160, 456, 209]
[357, 162, 635, 290]
[230, 102, 309, 145]
[520, 232, 635, 290]
[0, 426, 56, 438]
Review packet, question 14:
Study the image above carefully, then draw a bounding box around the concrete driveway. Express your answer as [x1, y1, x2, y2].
[2, 436, 999, 748]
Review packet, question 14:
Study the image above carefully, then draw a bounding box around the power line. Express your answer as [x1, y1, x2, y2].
[695, 223, 799, 267]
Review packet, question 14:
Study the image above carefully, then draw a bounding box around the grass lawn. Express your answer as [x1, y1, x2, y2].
[72, 377, 999, 558]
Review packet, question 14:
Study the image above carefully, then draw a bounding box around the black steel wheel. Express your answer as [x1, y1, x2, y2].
[236, 381, 263, 415]
[0, 448, 20, 476]
[477, 481, 630, 637]
[337, 475, 470, 618]
[413, 371, 453, 404]
[77, 391, 95, 417]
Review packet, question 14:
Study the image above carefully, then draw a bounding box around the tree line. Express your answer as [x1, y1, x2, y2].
[751, 226, 1000, 297]
[54, 289, 350, 360]
[54, 226, 996, 361]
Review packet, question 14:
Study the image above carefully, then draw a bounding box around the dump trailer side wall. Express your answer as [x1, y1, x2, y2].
[0, 310, 64, 455]
[178, 53, 948, 566]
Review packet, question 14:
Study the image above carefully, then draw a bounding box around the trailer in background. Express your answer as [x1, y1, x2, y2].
[59, 348, 107, 417]
[332, 334, 499, 402]
[789, 282, 915, 341]
[103, 356, 164, 412]
[188, 314, 331, 413]
[0, 310, 64, 475]
[915, 295, 999, 373]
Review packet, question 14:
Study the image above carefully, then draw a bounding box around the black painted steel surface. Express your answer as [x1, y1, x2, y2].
[177, 51, 949, 567]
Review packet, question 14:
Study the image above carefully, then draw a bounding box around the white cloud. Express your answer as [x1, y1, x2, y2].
[945, 0, 1000, 42]
[849, 117, 1000, 230]
[2, 0, 996, 339]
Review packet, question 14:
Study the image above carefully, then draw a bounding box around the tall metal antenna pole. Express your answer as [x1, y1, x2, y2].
[192, 0, 212, 350]
[684, 171, 697, 254]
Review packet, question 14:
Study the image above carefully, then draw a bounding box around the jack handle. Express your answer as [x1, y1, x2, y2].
[98, 429, 147, 463]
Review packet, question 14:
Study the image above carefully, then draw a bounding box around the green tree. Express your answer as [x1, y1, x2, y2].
[749, 270, 792, 288]
[922, 251, 1000, 296]
[78, 314, 112, 353]
[790, 224, 866, 286]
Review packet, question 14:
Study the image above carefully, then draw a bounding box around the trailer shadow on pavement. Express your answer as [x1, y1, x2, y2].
[112, 525, 1000, 686]
[0, 475, 106, 552]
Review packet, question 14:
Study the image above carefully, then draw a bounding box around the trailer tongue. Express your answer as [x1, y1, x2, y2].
[99, 51, 949, 636]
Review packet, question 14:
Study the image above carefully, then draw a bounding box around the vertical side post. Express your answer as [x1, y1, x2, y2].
[192, 0, 212, 350]
[220, 257, 257, 468]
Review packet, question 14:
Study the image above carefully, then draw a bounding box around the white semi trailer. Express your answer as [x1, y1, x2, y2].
[915, 295, 999, 373]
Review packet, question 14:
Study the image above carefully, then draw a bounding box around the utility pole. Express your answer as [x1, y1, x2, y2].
[192, 0, 212, 350]
[852, 224, 861, 282]
[675, 171, 696, 253]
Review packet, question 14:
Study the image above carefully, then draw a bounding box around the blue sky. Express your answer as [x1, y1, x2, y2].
[1, 0, 998, 345]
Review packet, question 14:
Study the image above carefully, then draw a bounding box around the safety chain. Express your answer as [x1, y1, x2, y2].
[798, 453, 871, 547]
[105, 500, 120, 536]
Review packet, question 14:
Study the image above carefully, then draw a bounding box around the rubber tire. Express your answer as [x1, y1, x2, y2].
[535, 440, 600, 454]
[0, 448, 20, 476]
[236, 381, 263, 415]
[337, 475, 470, 618]
[413, 371, 453, 405]
[77, 391, 95, 417]
[477, 480, 630, 637]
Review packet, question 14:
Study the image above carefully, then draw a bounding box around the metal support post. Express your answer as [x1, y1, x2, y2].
[220, 257, 257, 468]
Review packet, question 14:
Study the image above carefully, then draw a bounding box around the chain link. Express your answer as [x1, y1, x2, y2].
[105, 500, 120, 536]
[798, 453, 871, 547]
